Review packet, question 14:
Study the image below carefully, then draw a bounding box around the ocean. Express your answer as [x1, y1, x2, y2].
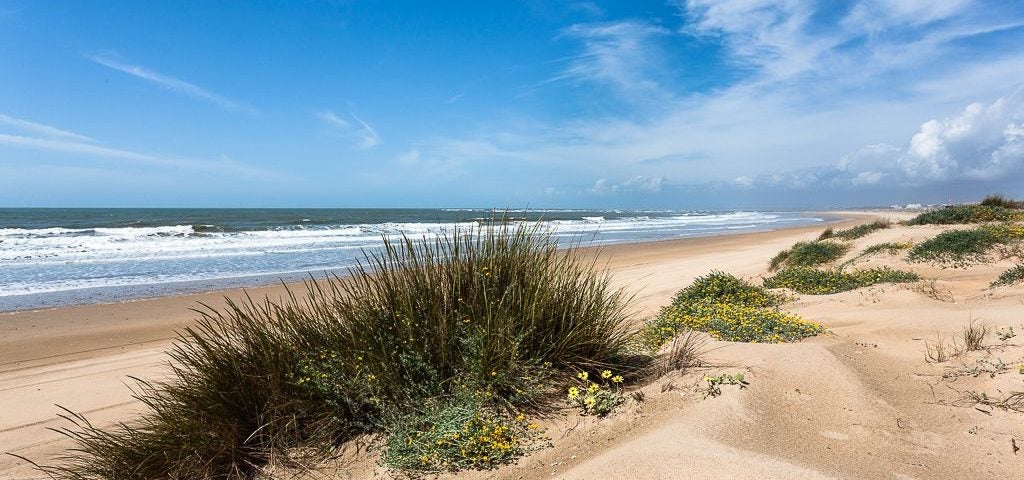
[0, 208, 827, 311]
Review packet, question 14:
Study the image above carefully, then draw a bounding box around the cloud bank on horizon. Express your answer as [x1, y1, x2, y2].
[0, 0, 1022, 208]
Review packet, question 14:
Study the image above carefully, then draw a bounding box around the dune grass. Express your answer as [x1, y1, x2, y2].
[907, 224, 1024, 266]
[862, 242, 912, 255]
[820, 220, 892, 241]
[638, 271, 824, 347]
[763, 266, 920, 295]
[991, 264, 1024, 287]
[980, 194, 1024, 209]
[769, 241, 850, 271]
[37, 223, 641, 478]
[906, 204, 1024, 225]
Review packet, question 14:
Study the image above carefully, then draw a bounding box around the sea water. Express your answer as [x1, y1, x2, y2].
[0, 208, 826, 311]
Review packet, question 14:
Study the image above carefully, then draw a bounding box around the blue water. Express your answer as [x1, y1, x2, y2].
[0, 208, 826, 311]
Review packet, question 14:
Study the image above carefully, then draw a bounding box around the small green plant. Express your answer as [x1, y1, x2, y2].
[980, 194, 1024, 209]
[906, 204, 1024, 225]
[992, 264, 1024, 287]
[908, 224, 1024, 266]
[862, 242, 913, 256]
[817, 228, 834, 240]
[763, 266, 919, 295]
[831, 220, 892, 240]
[769, 241, 850, 271]
[566, 370, 624, 416]
[382, 403, 545, 472]
[702, 373, 748, 398]
[639, 272, 823, 347]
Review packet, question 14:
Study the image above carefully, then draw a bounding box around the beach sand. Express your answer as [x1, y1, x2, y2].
[3, 211, 1023, 479]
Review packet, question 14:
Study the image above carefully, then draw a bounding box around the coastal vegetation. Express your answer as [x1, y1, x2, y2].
[819, 219, 892, 240]
[769, 241, 850, 271]
[763, 266, 920, 295]
[639, 271, 825, 347]
[862, 242, 913, 256]
[905, 200, 1024, 226]
[991, 264, 1024, 287]
[907, 224, 1024, 266]
[37, 223, 642, 478]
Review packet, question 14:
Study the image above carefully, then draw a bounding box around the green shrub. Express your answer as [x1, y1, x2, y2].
[907, 224, 1024, 266]
[980, 194, 1024, 209]
[905, 205, 1023, 225]
[669, 270, 786, 309]
[831, 220, 892, 240]
[763, 266, 920, 295]
[40, 223, 638, 478]
[769, 241, 850, 271]
[638, 272, 823, 347]
[862, 242, 912, 255]
[817, 228, 834, 240]
[992, 264, 1024, 287]
[382, 403, 544, 472]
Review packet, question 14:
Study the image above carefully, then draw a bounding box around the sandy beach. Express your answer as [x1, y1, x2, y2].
[3, 211, 1023, 479]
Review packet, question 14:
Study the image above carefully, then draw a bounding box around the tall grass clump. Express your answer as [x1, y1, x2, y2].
[38, 223, 639, 478]
[763, 266, 920, 295]
[638, 271, 824, 347]
[980, 194, 1024, 209]
[905, 204, 1024, 225]
[907, 224, 1024, 266]
[769, 241, 850, 271]
[991, 264, 1024, 287]
[826, 220, 892, 240]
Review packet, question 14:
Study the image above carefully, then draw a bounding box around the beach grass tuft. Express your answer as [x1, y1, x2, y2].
[827, 220, 892, 240]
[907, 224, 1024, 266]
[906, 204, 1024, 225]
[769, 241, 850, 271]
[38, 222, 640, 478]
[979, 194, 1024, 209]
[991, 264, 1024, 287]
[638, 271, 824, 347]
[763, 266, 920, 295]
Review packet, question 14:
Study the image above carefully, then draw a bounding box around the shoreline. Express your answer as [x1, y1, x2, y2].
[0, 210, 853, 315]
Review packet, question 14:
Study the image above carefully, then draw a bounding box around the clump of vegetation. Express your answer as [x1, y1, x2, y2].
[907, 224, 1024, 266]
[828, 220, 892, 240]
[763, 266, 920, 295]
[905, 204, 1024, 225]
[980, 194, 1024, 209]
[816, 228, 834, 241]
[991, 264, 1024, 287]
[565, 370, 625, 416]
[638, 272, 824, 348]
[769, 241, 851, 271]
[702, 373, 748, 398]
[862, 242, 913, 256]
[924, 319, 990, 363]
[382, 404, 545, 472]
[39, 223, 640, 478]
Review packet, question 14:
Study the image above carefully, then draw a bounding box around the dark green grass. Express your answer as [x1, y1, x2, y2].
[763, 266, 920, 295]
[906, 205, 1024, 225]
[769, 241, 850, 271]
[862, 242, 911, 255]
[980, 194, 1024, 209]
[991, 264, 1024, 287]
[907, 225, 1024, 266]
[829, 220, 892, 240]
[36, 223, 640, 479]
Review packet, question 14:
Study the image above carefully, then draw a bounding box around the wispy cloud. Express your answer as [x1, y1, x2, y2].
[549, 20, 671, 98]
[0, 133, 277, 179]
[0, 113, 95, 142]
[88, 54, 257, 114]
[317, 110, 380, 149]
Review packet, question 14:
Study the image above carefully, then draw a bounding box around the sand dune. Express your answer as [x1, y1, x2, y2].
[3, 212, 1023, 479]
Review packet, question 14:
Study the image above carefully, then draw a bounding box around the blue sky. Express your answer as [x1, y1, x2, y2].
[1, 0, 1023, 209]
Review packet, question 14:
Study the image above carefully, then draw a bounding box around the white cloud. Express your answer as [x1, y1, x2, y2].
[89, 54, 257, 114]
[0, 114, 95, 142]
[0, 133, 277, 178]
[588, 175, 665, 195]
[318, 110, 380, 149]
[552, 20, 670, 96]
